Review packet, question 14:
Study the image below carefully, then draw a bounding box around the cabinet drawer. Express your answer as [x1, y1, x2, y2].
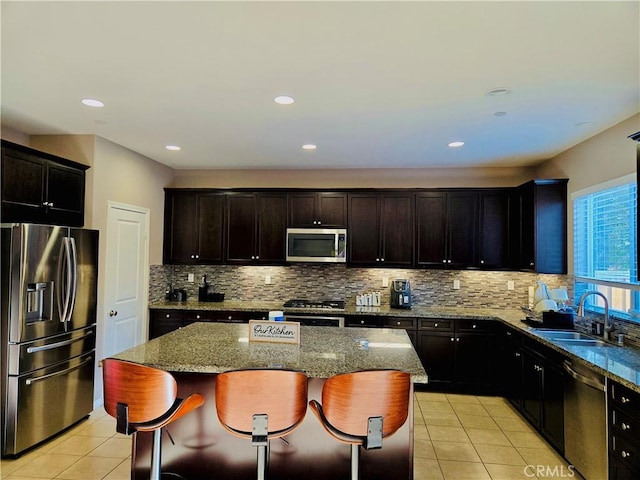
[346, 316, 383, 327]
[214, 311, 267, 323]
[155, 310, 184, 322]
[184, 311, 214, 323]
[610, 382, 640, 419]
[611, 432, 640, 473]
[418, 319, 454, 331]
[456, 319, 492, 332]
[383, 317, 416, 329]
[612, 408, 640, 438]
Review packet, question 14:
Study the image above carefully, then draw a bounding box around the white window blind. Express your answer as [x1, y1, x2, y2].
[573, 179, 637, 284]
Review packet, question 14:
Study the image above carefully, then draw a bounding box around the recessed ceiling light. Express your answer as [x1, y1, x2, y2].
[487, 88, 511, 96]
[448, 141, 464, 148]
[302, 144, 317, 150]
[81, 98, 104, 107]
[274, 95, 294, 105]
[166, 145, 181, 151]
[494, 111, 507, 117]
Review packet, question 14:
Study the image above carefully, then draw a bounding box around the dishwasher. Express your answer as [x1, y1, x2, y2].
[563, 360, 607, 480]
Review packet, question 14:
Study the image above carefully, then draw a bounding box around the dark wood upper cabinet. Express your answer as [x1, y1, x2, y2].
[163, 190, 224, 264]
[416, 191, 478, 268]
[479, 190, 512, 269]
[1, 140, 87, 227]
[348, 192, 413, 267]
[516, 179, 568, 274]
[288, 192, 347, 227]
[226, 192, 286, 264]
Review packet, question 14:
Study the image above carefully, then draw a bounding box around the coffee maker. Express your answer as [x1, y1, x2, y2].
[390, 279, 412, 309]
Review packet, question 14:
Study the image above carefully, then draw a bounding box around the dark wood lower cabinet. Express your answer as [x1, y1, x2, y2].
[501, 327, 565, 454]
[416, 319, 495, 392]
[609, 381, 640, 479]
[149, 309, 268, 339]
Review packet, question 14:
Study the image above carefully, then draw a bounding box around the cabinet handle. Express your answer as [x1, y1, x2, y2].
[506, 331, 512, 336]
[434, 323, 438, 327]
[450, 337, 455, 342]
[622, 451, 631, 458]
[360, 320, 365, 325]
[622, 422, 631, 431]
[196, 315, 201, 319]
[456, 337, 460, 342]
[442, 259, 447, 263]
[381, 258, 385, 262]
[376, 258, 380, 262]
[43, 201, 49, 207]
[515, 352, 521, 357]
[195, 254, 199, 259]
[397, 321, 401, 326]
[447, 259, 452, 264]
[165, 314, 170, 318]
[228, 316, 232, 320]
[472, 324, 477, 329]
[480, 260, 484, 264]
[191, 254, 195, 259]
[621, 396, 630, 404]
[317, 221, 321, 225]
[530, 262, 535, 267]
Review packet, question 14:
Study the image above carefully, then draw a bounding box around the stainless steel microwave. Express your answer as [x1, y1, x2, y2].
[286, 228, 347, 263]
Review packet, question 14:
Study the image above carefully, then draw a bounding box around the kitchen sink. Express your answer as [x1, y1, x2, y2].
[556, 338, 609, 347]
[534, 330, 611, 347]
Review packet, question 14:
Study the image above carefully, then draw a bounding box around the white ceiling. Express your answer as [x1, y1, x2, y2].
[2, 1, 639, 170]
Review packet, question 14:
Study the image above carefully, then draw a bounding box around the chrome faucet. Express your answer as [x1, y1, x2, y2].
[577, 291, 614, 340]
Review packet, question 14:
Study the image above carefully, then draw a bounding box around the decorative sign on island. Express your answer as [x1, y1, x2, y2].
[248, 320, 300, 345]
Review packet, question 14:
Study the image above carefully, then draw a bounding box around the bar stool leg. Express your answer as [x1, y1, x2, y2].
[149, 429, 162, 480]
[257, 444, 267, 480]
[350, 444, 360, 480]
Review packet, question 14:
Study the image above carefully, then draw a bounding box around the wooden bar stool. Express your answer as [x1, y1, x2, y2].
[215, 369, 308, 480]
[309, 370, 411, 480]
[102, 358, 205, 480]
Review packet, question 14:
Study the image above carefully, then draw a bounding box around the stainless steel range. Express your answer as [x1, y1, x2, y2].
[282, 299, 345, 327]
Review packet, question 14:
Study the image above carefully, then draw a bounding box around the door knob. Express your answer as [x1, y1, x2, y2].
[109, 310, 118, 317]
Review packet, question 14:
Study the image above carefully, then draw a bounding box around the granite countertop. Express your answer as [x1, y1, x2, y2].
[113, 322, 428, 383]
[149, 300, 640, 393]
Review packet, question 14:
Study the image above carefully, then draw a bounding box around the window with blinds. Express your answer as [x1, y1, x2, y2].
[573, 175, 639, 321]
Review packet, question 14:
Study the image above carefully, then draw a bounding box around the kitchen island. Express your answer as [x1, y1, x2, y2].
[111, 322, 427, 480]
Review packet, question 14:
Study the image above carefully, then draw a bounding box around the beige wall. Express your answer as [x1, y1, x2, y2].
[535, 113, 640, 274]
[173, 165, 537, 189]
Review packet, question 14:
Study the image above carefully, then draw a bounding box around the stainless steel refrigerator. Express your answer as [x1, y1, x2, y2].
[1, 224, 98, 457]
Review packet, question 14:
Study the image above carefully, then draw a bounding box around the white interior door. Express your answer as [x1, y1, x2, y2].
[104, 202, 149, 357]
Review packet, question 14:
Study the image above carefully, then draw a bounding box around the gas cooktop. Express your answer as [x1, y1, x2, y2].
[283, 299, 345, 310]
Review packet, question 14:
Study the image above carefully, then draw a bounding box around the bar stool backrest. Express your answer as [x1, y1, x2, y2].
[215, 369, 308, 438]
[103, 358, 178, 424]
[321, 370, 410, 437]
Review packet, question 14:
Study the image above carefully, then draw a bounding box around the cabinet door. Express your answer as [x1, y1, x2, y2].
[380, 194, 414, 266]
[521, 351, 543, 427]
[163, 191, 198, 263]
[448, 192, 479, 267]
[257, 193, 287, 263]
[317, 193, 347, 227]
[479, 191, 510, 269]
[288, 193, 317, 227]
[196, 193, 224, 263]
[1, 148, 46, 222]
[541, 363, 564, 452]
[348, 194, 380, 265]
[226, 194, 257, 262]
[150, 310, 184, 339]
[417, 332, 455, 385]
[454, 333, 492, 388]
[45, 163, 85, 226]
[416, 192, 447, 267]
[503, 336, 524, 408]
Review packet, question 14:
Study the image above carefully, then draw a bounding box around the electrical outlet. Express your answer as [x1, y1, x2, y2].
[507, 280, 515, 291]
[265, 275, 271, 285]
[187, 273, 194, 283]
[382, 277, 389, 287]
[453, 279, 460, 290]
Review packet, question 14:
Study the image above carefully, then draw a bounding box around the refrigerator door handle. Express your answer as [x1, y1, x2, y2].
[25, 355, 93, 385]
[67, 237, 78, 324]
[56, 237, 74, 325]
[26, 330, 94, 354]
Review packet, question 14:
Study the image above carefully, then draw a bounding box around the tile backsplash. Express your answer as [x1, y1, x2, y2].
[150, 264, 568, 309]
[150, 264, 640, 349]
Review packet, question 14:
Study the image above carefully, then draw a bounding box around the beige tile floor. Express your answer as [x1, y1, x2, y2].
[1, 393, 582, 480]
